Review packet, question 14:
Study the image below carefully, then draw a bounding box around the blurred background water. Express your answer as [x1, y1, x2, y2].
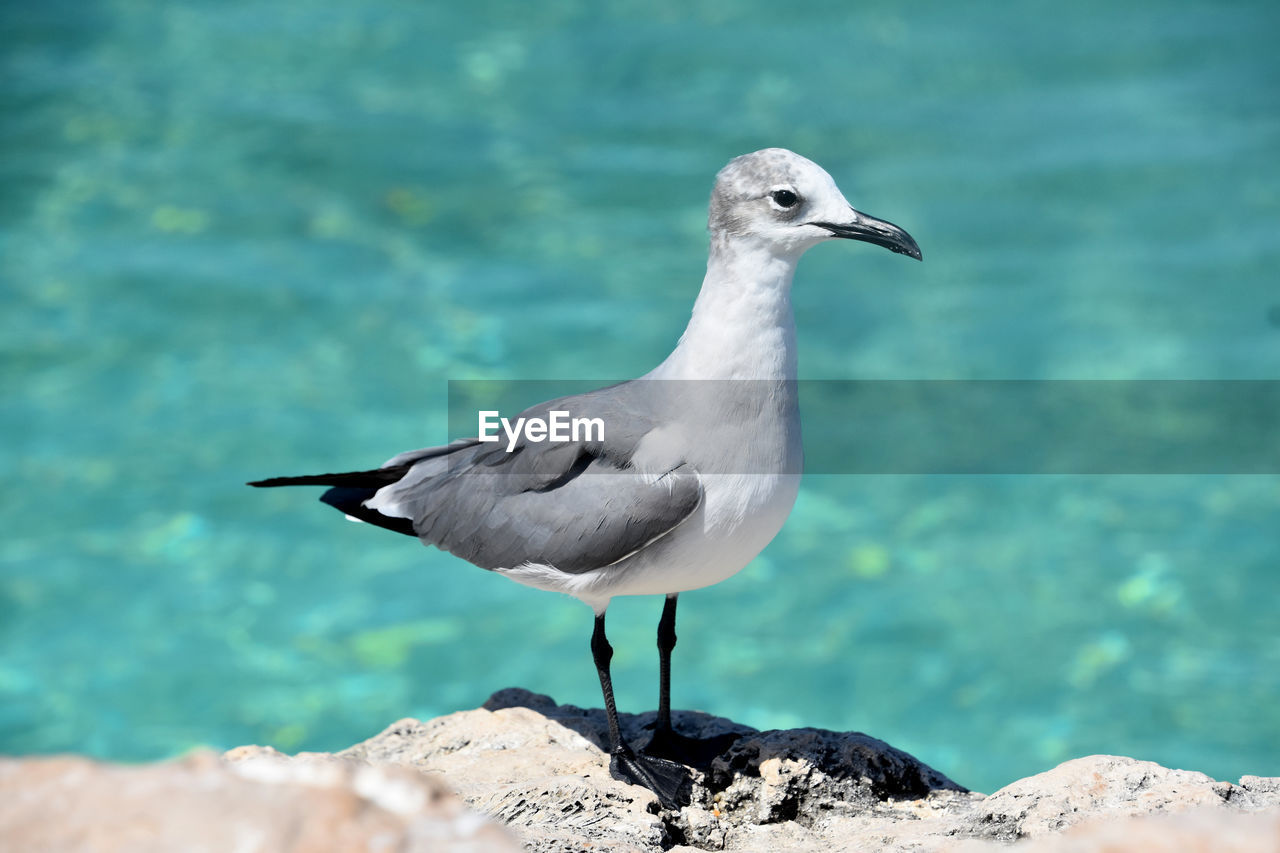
[3, 0, 1278, 793]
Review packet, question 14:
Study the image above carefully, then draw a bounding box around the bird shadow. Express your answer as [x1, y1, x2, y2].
[482, 687, 968, 799]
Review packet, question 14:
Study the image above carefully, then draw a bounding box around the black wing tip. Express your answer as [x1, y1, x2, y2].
[245, 466, 414, 490]
[246, 474, 329, 488]
[321, 486, 418, 537]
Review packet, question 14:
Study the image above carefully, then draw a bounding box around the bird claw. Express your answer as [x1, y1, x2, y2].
[609, 748, 692, 809]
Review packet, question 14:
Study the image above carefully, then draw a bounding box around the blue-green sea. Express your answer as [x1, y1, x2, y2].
[3, 0, 1278, 794]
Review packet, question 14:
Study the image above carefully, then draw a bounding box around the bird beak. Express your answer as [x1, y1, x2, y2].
[812, 208, 923, 261]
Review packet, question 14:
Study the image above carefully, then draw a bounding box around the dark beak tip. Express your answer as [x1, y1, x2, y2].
[815, 215, 922, 262]
[890, 237, 923, 261]
[881, 226, 923, 262]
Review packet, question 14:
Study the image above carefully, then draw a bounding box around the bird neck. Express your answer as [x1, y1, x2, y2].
[654, 235, 801, 381]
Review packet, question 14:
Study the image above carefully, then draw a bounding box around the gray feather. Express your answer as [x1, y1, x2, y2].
[369, 381, 704, 573]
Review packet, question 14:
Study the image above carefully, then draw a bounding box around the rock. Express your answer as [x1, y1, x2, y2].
[995, 808, 1280, 852]
[966, 754, 1279, 842]
[707, 726, 966, 821]
[0, 747, 518, 853]
[1241, 774, 1280, 798]
[342, 687, 978, 851]
[340, 689, 1280, 852]
[4, 691, 1277, 852]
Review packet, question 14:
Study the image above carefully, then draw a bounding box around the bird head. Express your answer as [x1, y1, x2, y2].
[708, 148, 922, 262]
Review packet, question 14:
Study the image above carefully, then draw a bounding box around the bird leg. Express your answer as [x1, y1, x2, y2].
[656, 593, 678, 733]
[642, 594, 742, 766]
[591, 611, 690, 808]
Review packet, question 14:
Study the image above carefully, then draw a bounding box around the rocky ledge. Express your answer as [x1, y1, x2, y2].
[3, 688, 1277, 852]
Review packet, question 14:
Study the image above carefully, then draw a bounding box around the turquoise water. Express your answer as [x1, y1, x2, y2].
[3, 0, 1278, 794]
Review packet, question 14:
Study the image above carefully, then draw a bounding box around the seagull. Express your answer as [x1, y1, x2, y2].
[249, 148, 921, 808]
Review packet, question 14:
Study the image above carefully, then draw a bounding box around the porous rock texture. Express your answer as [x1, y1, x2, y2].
[338, 688, 1280, 852]
[342, 687, 976, 851]
[968, 754, 1280, 841]
[3, 689, 1277, 852]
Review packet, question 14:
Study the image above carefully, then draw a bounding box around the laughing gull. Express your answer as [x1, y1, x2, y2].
[250, 148, 921, 808]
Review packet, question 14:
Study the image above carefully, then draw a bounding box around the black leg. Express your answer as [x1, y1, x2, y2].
[656, 593, 678, 732]
[591, 610, 690, 809]
[642, 595, 743, 767]
[591, 611, 626, 751]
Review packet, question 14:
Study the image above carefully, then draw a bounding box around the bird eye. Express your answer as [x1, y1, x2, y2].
[770, 189, 799, 209]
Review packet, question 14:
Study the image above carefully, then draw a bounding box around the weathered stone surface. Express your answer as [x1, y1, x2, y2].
[340, 689, 1280, 852]
[973, 807, 1280, 852]
[0, 747, 517, 853]
[966, 754, 1276, 842]
[4, 691, 1277, 852]
[342, 687, 976, 851]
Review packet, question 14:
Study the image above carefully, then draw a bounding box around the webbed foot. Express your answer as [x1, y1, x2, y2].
[609, 747, 692, 809]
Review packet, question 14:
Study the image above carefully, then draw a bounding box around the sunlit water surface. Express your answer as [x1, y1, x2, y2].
[3, 0, 1278, 792]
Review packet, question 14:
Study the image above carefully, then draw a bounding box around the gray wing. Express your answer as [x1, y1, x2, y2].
[367, 384, 704, 573]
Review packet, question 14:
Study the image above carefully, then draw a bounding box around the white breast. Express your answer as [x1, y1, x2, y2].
[496, 228, 808, 611]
